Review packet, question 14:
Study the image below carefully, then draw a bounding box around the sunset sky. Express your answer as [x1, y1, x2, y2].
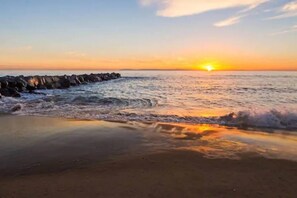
[0, 0, 296, 70]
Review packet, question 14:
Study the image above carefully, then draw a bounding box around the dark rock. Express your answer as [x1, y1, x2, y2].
[0, 78, 9, 89]
[88, 74, 102, 82]
[69, 75, 79, 86]
[15, 78, 27, 91]
[0, 72, 121, 97]
[37, 77, 47, 89]
[25, 76, 39, 91]
[59, 76, 71, 89]
[77, 76, 85, 83]
[0, 88, 21, 97]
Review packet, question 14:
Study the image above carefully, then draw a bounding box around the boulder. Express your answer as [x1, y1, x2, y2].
[37, 76, 47, 89]
[0, 87, 21, 97]
[58, 76, 71, 89]
[44, 76, 55, 89]
[0, 72, 121, 97]
[0, 79, 8, 89]
[87, 74, 102, 82]
[69, 75, 79, 86]
[15, 78, 27, 91]
[25, 76, 39, 91]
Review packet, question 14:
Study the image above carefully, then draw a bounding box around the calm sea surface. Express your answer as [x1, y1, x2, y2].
[0, 70, 296, 129]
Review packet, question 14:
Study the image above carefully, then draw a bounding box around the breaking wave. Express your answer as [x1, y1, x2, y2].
[218, 110, 297, 130]
[1, 96, 296, 130]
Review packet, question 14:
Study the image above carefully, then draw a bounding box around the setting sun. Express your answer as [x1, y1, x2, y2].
[204, 65, 215, 72]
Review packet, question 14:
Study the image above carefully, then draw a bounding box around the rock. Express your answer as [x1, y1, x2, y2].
[77, 76, 85, 83]
[37, 77, 47, 89]
[7, 78, 17, 88]
[59, 76, 71, 89]
[44, 76, 54, 89]
[15, 78, 27, 91]
[0, 72, 121, 97]
[0, 79, 9, 89]
[81, 74, 90, 82]
[87, 74, 102, 82]
[69, 75, 79, 86]
[0, 88, 21, 97]
[25, 76, 39, 91]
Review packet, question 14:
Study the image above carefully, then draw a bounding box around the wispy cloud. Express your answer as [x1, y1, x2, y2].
[214, 15, 245, 27]
[268, 1, 297, 19]
[140, 0, 268, 17]
[271, 24, 297, 35]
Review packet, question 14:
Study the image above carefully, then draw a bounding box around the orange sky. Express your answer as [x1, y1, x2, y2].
[0, 48, 296, 71]
[0, 0, 296, 71]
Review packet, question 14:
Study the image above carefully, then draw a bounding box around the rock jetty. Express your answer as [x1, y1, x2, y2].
[0, 72, 121, 98]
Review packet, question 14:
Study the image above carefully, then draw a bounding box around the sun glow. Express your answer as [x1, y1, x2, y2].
[204, 65, 215, 72]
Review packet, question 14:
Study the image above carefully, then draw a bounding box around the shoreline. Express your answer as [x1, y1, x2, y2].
[0, 115, 297, 197]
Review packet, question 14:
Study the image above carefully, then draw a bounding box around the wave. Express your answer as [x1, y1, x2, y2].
[0, 95, 159, 114]
[218, 110, 297, 130]
[70, 96, 157, 107]
[3, 104, 296, 130]
[95, 110, 297, 130]
[1, 94, 296, 130]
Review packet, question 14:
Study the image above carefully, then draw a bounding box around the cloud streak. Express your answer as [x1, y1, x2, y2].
[140, 0, 268, 17]
[268, 1, 297, 19]
[214, 15, 245, 27]
[271, 24, 297, 35]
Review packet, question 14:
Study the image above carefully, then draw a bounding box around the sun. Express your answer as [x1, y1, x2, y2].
[204, 65, 214, 72]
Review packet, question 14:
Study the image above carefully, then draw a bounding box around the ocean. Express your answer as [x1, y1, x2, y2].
[0, 70, 296, 129]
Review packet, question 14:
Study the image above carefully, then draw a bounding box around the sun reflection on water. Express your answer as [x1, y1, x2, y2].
[152, 123, 297, 161]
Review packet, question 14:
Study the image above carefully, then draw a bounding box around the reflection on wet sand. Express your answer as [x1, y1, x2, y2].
[150, 123, 297, 161]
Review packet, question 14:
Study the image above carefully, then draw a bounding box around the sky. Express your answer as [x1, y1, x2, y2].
[0, 0, 296, 71]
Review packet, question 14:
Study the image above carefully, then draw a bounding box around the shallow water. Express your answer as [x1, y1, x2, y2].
[0, 70, 296, 129]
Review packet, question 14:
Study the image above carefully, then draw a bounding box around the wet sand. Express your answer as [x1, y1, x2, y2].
[0, 115, 297, 198]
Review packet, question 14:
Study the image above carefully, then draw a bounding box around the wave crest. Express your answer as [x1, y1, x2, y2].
[219, 110, 297, 129]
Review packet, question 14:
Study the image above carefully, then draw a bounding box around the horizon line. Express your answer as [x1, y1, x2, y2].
[0, 69, 297, 72]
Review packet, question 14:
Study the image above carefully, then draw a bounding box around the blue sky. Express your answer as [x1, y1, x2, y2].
[0, 0, 296, 70]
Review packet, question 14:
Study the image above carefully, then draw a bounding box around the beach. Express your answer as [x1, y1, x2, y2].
[1, 115, 297, 198]
[1, 0, 297, 196]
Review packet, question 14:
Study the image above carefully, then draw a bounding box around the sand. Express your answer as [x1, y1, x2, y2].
[1, 151, 297, 198]
[0, 115, 297, 198]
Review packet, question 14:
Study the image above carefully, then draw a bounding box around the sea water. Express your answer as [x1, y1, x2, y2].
[0, 71, 296, 129]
